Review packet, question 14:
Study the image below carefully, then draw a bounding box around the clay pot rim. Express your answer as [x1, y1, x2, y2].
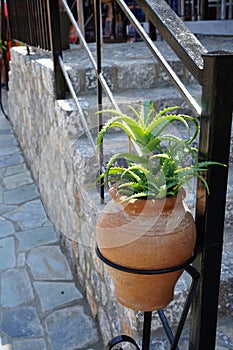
[109, 184, 186, 212]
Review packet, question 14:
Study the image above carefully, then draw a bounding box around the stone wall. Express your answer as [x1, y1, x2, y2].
[8, 46, 233, 345]
[7, 47, 140, 343]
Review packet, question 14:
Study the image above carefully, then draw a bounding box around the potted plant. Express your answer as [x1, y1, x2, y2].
[95, 102, 223, 311]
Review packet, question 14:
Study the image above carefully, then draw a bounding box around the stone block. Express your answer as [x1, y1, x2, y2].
[1, 307, 43, 338]
[16, 226, 57, 251]
[0, 237, 16, 270]
[12, 339, 47, 350]
[27, 245, 74, 280]
[45, 305, 100, 350]
[86, 283, 98, 318]
[0, 218, 15, 237]
[4, 184, 39, 205]
[34, 281, 83, 312]
[3, 171, 33, 190]
[1, 268, 34, 307]
[67, 66, 84, 94]
[117, 62, 156, 90]
[86, 64, 115, 93]
[3, 200, 48, 230]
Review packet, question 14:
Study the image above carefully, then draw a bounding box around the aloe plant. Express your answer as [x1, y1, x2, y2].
[96, 102, 224, 200]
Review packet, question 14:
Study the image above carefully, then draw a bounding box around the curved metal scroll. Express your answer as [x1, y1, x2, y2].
[96, 244, 200, 350]
[107, 334, 140, 349]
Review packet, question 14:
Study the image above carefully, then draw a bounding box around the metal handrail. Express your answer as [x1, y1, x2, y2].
[58, 55, 98, 158]
[61, 0, 120, 112]
[60, 0, 204, 169]
[59, 0, 205, 202]
[63, 0, 202, 117]
[61, 0, 144, 159]
[116, 0, 202, 116]
[136, 0, 207, 82]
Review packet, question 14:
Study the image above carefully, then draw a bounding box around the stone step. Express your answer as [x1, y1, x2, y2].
[63, 41, 199, 95]
[63, 35, 233, 95]
[63, 36, 233, 97]
[55, 82, 233, 166]
[55, 84, 202, 139]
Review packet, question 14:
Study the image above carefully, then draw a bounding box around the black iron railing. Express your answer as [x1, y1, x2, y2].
[6, 0, 50, 50]
[96, 245, 200, 350]
[4, 0, 233, 349]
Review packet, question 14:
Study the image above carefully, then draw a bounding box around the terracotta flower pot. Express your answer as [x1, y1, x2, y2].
[96, 186, 196, 311]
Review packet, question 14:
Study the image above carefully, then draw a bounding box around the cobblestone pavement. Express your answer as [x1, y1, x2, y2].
[0, 95, 104, 349]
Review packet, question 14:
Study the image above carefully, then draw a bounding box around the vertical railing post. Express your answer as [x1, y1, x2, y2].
[94, 0, 102, 128]
[47, 0, 67, 99]
[199, 0, 209, 19]
[1, 0, 4, 40]
[94, 0, 104, 203]
[1, 0, 9, 88]
[189, 51, 233, 350]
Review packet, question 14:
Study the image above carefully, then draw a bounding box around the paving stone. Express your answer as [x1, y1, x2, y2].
[0, 237, 16, 271]
[0, 187, 3, 203]
[27, 245, 73, 280]
[3, 200, 48, 230]
[0, 131, 14, 138]
[34, 281, 83, 312]
[0, 204, 18, 216]
[0, 154, 24, 168]
[5, 163, 27, 176]
[45, 305, 99, 350]
[0, 134, 17, 148]
[4, 184, 39, 204]
[0, 147, 20, 157]
[0, 129, 12, 136]
[12, 339, 47, 350]
[0, 218, 15, 238]
[0, 121, 11, 134]
[3, 171, 33, 190]
[16, 226, 58, 252]
[1, 307, 43, 338]
[1, 268, 34, 307]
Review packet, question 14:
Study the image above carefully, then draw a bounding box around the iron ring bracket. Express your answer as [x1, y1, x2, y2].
[95, 245, 197, 274]
[95, 245, 200, 350]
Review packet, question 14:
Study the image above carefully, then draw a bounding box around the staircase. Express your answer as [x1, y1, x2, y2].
[62, 39, 201, 109]
[60, 36, 233, 321]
